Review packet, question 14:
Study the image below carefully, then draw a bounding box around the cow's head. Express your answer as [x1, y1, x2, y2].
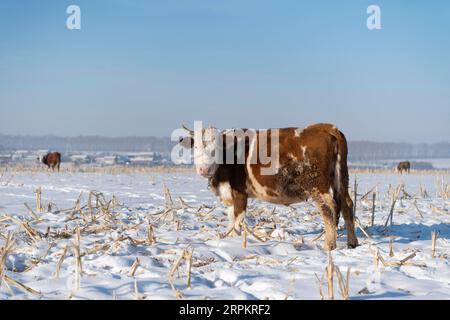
[179, 124, 222, 178]
[40, 154, 48, 164]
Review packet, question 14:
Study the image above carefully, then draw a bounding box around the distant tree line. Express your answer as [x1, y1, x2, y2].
[0, 134, 174, 153]
[1, 134, 450, 160]
[348, 141, 450, 160]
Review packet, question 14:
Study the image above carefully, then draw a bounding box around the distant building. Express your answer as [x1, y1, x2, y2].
[11, 150, 29, 161]
[37, 149, 49, 156]
[129, 156, 153, 166]
[116, 155, 130, 165]
[96, 156, 118, 166]
[127, 152, 163, 166]
[23, 155, 39, 163]
[0, 153, 11, 164]
[70, 154, 94, 164]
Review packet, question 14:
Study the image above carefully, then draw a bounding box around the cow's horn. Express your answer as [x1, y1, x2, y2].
[182, 124, 194, 135]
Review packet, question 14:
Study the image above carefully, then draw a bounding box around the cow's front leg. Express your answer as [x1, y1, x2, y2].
[223, 190, 248, 237]
[224, 206, 240, 236]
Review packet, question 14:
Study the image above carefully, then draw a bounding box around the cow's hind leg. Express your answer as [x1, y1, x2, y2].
[341, 193, 358, 248]
[312, 190, 338, 251]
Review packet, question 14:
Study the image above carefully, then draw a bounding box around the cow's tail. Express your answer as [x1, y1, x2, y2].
[329, 127, 353, 225]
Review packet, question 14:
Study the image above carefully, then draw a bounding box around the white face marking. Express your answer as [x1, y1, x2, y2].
[294, 128, 303, 137]
[193, 126, 220, 177]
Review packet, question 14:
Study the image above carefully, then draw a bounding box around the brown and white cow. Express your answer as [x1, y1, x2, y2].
[179, 123, 358, 251]
[38, 152, 61, 171]
[397, 161, 411, 174]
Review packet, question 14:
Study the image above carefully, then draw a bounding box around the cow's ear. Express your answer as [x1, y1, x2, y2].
[179, 136, 194, 149]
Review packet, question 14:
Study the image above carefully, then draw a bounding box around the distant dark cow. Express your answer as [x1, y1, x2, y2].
[397, 161, 411, 174]
[39, 152, 61, 171]
[180, 123, 358, 251]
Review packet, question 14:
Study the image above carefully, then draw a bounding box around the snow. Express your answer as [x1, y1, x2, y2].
[0, 169, 449, 300]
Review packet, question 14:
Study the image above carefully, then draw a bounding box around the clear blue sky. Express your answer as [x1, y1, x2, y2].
[0, 0, 449, 142]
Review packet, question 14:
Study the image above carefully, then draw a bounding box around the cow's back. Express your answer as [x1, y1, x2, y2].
[245, 124, 342, 204]
[398, 161, 411, 172]
[45, 152, 61, 165]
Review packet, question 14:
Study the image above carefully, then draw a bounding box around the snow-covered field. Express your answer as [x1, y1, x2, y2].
[0, 168, 449, 300]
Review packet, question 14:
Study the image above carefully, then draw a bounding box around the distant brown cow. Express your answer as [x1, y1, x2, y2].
[39, 152, 61, 171]
[397, 161, 411, 174]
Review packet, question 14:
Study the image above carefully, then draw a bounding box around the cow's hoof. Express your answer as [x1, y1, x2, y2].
[347, 241, 359, 249]
[220, 228, 241, 238]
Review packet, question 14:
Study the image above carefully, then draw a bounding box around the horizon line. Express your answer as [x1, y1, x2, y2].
[1, 132, 449, 146]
